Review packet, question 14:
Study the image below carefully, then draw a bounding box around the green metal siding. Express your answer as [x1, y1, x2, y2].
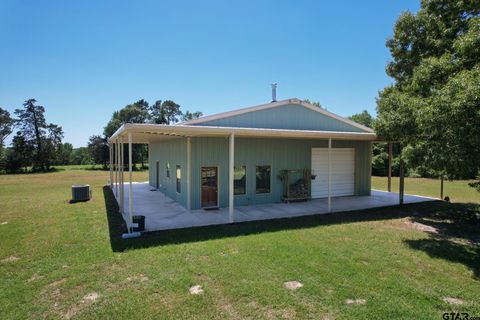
[194, 104, 366, 132]
[149, 137, 372, 210]
[191, 137, 229, 208]
[188, 137, 372, 210]
[148, 138, 188, 207]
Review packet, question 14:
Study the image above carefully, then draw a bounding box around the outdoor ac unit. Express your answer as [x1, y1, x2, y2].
[71, 184, 91, 202]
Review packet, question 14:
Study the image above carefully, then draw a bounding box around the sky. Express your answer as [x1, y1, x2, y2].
[0, 0, 420, 147]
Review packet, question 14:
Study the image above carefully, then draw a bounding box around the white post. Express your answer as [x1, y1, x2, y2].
[120, 139, 124, 216]
[228, 133, 235, 223]
[113, 142, 116, 190]
[187, 137, 192, 211]
[328, 138, 332, 213]
[109, 142, 113, 188]
[147, 142, 151, 185]
[115, 140, 119, 197]
[388, 142, 392, 192]
[128, 133, 133, 229]
[118, 139, 121, 211]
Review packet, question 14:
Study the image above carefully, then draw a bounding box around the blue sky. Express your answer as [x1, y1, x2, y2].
[0, 0, 420, 147]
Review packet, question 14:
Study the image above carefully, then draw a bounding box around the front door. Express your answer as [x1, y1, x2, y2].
[201, 167, 218, 208]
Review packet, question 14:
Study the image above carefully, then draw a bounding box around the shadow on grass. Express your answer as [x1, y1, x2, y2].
[403, 201, 480, 279]
[85, 166, 148, 172]
[405, 238, 480, 279]
[103, 185, 480, 278]
[104, 185, 456, 252]
[1, 167, 62, 175]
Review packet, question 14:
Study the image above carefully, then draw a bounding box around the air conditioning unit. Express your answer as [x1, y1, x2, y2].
[71, 184, 91, 202]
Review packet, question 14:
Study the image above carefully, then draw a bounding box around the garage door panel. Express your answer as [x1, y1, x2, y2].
[311, 148, 355, 198]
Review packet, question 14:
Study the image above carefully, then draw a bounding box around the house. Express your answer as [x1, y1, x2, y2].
[108, 97, 394, 236]
[149, 98, 374, 209]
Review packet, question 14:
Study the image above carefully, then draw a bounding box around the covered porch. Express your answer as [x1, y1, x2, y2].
[107, 123, 412, 236]
[114, 182, 437, 232]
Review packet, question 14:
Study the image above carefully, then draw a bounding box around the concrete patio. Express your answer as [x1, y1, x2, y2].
[114, 182, 437, 232]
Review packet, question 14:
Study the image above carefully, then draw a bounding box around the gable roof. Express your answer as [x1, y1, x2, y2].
[179, 98, 374, 133]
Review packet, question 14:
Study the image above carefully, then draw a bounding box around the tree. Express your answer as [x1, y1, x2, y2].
[56, 143, 73, 165]
[303, 99, 322, 108]
[149, 100, 166, 124]
[15, 99, 46, 170]
[149, 100, 184, 124]
[348, 110, 400, 176]
[348, 110, 374, 128]
[160, 100, 182, 124]
[88, 135, 109, 168]
[181, 110, 203, 121]
[71, 147, 93, 165]
[376, 1, 480, 190]
[100, 98, 199, 169]
[14, 99, 64, 171]
[0, 107, 13, 148]
[0, 107, 13, 173]
[104, 100, 150, 137]
[5, 133, 34, 173]
[104, 100, 152, 167]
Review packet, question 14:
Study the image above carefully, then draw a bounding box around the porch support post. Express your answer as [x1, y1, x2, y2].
[115, 140, 119, 197]
[399, 143, 405, 205]
[440, 174, 444, 200]
[228, 133, 235, 223]
[147, 143, 151, 185]
[388, 142, 392, 192]
[120, 133, 141, 240]
[128, 132, 133, 228]
[120, 138, 124, 215]
[328, 138, 332, 213]
[186, 137, 191, 211]
[119, 139, 122, 213]
[109, 142, 113, 188]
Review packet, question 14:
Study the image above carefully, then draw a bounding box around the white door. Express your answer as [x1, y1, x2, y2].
[311, 148, 355, 198]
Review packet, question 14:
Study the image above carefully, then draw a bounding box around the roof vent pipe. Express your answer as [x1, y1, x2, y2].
[271, 83, 277, 102]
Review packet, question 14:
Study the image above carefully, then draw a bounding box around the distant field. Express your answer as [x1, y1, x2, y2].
[372, 176, 479, 203]
[0, 169, 479, 319]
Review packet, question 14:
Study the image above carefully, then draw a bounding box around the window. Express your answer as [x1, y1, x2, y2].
[234, 166, 246, 195]
[176, 165, 181, 193]
[256, 165, 271, 194]
[166, 163, 170, 178]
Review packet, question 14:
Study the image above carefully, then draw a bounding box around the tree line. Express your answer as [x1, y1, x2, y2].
[0, 99, 66, 173]
[87, 99, 202, 169]
[0, 99, 201, 173]
[375, 0, 479, 190]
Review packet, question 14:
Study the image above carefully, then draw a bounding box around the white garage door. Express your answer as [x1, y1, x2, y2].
[311, 148, 355, 198]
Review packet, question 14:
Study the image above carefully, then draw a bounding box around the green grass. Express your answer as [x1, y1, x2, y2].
[372, 176, 480, 203]
[1, 170, 479, 319]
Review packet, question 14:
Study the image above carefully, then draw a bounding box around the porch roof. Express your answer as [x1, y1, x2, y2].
[108, 123, 378, 144]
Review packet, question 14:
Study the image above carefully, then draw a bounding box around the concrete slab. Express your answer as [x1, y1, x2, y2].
[114, 183, 437, 232]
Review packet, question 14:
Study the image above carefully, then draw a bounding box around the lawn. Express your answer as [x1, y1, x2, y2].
[372, 176, 480, 204]
[0, 170, 479, 319]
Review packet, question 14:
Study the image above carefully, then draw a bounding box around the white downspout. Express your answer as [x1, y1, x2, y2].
[120, 138, 124, 217]
[328, 138, 332, 213]
[187, 137, 191, 211]
[109, 142, 113, 189]
[128, 132, 133, 226]
[228, 133, 235, 223]
[115, 140, 119, 197]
